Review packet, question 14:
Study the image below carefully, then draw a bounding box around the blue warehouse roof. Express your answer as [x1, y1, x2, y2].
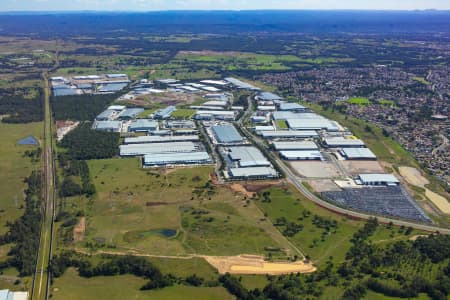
[211, 124, 244, 144]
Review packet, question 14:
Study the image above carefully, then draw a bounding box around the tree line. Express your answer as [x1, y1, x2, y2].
[0, 171, 43, 276]
[51, 94, 119, 121]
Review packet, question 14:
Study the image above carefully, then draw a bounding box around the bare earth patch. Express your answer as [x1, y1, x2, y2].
[399, 166, 429, 187]
[399, 166, 450, 214]
[307, 180, 341, 192]
[73, 217, 86, 242]
[123, 91, 202, 107]
[56, 120, 79, 142]
[340, 160, 384, 175]
[204, 255, 316, 275]
[289, 161, 341, 178]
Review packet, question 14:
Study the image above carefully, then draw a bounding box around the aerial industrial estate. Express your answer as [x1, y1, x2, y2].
[0, 10, 449, 300]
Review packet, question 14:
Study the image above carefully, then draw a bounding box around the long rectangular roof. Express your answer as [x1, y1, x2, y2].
[229, 167, 278, 178]
[155, 106, 176, 118]
[280, 150, 323, 160]
[120, 142, 197, 156]
[96, 109, 116, 120]
[143, 152, 211, 165]
[287, 118, 341, 131]
[279, 102, 306, 111]
[228, 146, 270, 167]
[273, 141, 318, 150]
[225, 77, 260, 90]
[94, 121, 122, 130]
[358, 174, 399, 183]
[118, 108, 145, 119]
[258, 92, 282, 101]
[340, 148, 377, 159]
[128, 119, 158, 130]
[260, 130, 318, 138]
[323, 137, 365, 147]
[273, 112, 325, 121]
[212, 125, 243, 143]
[124, 135, 199, 144]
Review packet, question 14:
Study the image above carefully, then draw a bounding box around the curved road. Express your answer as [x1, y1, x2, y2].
[239, 93, 450, 234]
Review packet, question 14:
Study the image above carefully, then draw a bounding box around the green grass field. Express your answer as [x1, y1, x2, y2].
[348, 97, 371, 105]
[74, 159, 290, 257]
[171, 109, 196, 119]
[276, 120, 288, 129]
[377, 99, 396, 106]
[412, 77, 431, 85]
[51, 268, 234, 300]
[0, 122, 43, 235]
[256, 186, 425, 264]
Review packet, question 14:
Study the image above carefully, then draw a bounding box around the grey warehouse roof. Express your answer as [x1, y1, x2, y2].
[128, 119, 158, 131]
[212, 125, 244, 144]
[273, 141, 318, 150]
[323, 137, 365, 147]
[229, 167, 278, 178]
[358, 174, 399, 184]
[340, 148, 377, 159]
[94, 121, 122, 131]
[96, 109, 116, 120]
[260, 130, 319, 139]
[124, 135, 199, 144]
[143, 152, 211, 166]
[120, 142, 197, 156]
[228, 146, 270, 167]
[287, 118, 341, 131]
[258, 92, 283, 101]
[279, 102, 306, 111]
[118, 108, 145, 119]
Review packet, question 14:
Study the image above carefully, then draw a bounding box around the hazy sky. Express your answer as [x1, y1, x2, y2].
[1, 0, 450, 11]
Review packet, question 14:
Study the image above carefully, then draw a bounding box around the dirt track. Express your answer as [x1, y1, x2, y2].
[74, 249, 316, 275]
[204, 255, 316, 275]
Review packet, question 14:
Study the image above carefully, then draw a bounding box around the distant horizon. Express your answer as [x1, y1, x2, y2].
[1, 8, 450, 14]
[1, 0, 450, 12]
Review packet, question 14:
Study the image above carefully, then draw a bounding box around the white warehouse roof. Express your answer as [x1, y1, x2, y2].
[228, 146, 271, 167]
[260, 130, 319, 139]
[279, 150, 323, 160]
[124, 135, 199, 144]
[120, 142, 197, 156]
[358, 174, 400, 184]
[143, 152, 211, 166]
[323, 137, 365, 148]
[229, 167, 278, 178]
[287, 118, 341, 132]
[340, 148, 377, 160]
[273, 141, 318, 151]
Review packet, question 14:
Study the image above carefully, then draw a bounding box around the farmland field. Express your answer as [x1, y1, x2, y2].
[71, 158, 293, 257]
[0, 122, 43, 235]
[51, 268, 234, 300]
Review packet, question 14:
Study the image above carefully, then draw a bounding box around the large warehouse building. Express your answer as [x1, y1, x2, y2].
[143, 152, 212, 167]
[279, 151, 323, 161]
[227, 146, 271, 167]
[357, 174, 400, 186]
[128, 119, 158, 132]
[229, 167, 278, 180]
[287, 118, 341, 132]
[212, 124, 244, 144]
[322, 137, 366, 148]
[93, 121, 122, 132]
[272, 141, 318, 151]
[124, 135, 199, 144]
[260, 130, 319, 140]
[340, 148, 377, 160]
[120, 142, 198, 156]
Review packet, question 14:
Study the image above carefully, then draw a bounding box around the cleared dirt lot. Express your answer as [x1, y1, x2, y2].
[289, 161, 341, 178]
[204, 255, 316, 275]
[340, 160, 384, 175]
[399, 166, 450, 214]
[307, 179, 342, 193]
[125, 91, 203, 107]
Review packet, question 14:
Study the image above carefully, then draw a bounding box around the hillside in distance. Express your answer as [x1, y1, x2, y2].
[1, 10, 450, 36]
